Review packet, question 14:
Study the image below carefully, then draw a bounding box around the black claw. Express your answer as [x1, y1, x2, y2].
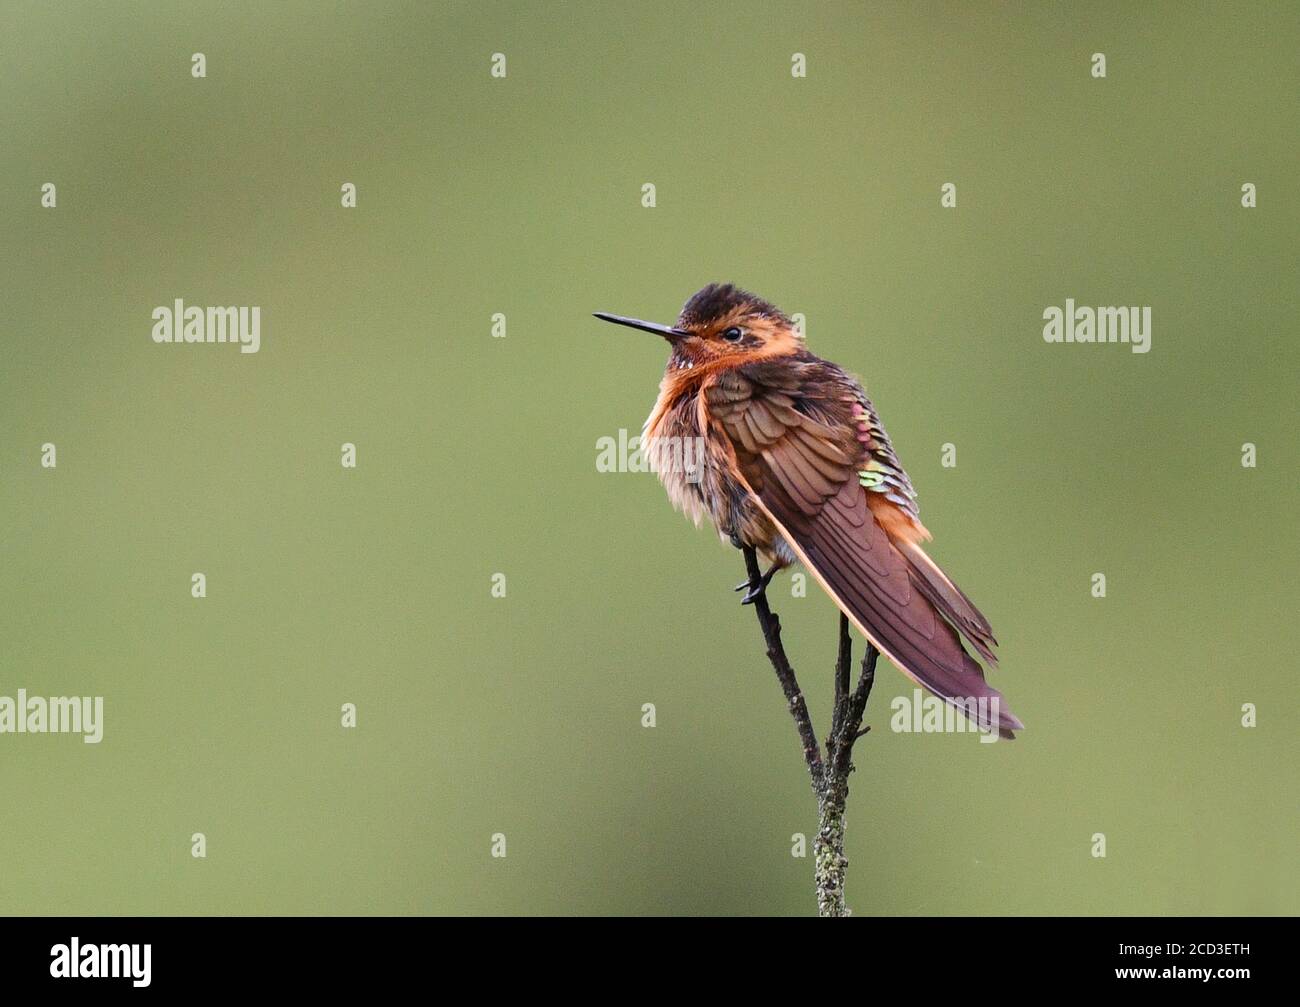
[737, 563, 779, 604]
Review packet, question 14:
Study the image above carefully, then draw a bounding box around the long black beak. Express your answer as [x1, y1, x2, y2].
[593, 312, 690, 343]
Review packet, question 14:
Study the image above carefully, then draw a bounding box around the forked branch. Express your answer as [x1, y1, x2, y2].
[740, 546, 878, 917]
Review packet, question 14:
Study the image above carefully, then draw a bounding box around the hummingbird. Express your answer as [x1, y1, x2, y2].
[595, 283, 1022, 737]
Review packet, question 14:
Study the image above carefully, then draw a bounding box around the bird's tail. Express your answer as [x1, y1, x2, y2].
[899, 541, 999, 665]
[770, 480, 1023, 738]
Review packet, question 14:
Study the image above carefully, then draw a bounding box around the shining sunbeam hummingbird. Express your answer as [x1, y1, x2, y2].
[595, 283, 1022, 737]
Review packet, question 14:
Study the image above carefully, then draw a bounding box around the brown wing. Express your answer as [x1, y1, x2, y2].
[846, 383, 999, 664]
[705, 356, 1021, 736]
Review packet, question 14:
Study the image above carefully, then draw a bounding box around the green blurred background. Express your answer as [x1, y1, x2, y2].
[1, 1, 1296, 915]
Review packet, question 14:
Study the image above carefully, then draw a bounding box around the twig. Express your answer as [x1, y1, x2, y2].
[739, 549, 879, 917]
[741, 546, 825, 797]
[829, 612, 851, 756]
[833, 639, 877, 780]
[816, 631, 878, 917]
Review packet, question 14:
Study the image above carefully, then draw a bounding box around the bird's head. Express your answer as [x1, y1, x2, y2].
[595, 283, 802, 371]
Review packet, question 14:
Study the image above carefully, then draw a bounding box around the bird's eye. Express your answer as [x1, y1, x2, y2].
[722, 326, 744, 342]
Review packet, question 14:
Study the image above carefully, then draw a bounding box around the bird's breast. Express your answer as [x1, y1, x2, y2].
[643, 375, 783, 557]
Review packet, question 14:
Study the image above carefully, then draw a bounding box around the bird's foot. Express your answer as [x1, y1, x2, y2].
[735, 564, 779, 605]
